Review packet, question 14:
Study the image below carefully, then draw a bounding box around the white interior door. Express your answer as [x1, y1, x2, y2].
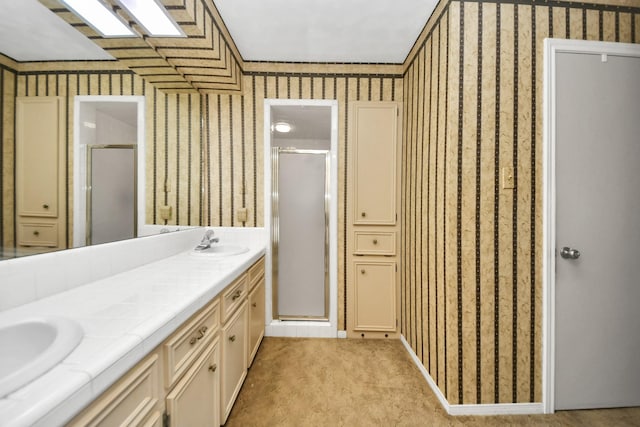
[555, 48, 640, 410]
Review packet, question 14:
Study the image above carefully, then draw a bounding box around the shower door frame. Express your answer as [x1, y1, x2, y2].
[271, 148, 330, 321]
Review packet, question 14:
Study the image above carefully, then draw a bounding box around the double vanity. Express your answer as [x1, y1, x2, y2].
[0, 227, 266, 426]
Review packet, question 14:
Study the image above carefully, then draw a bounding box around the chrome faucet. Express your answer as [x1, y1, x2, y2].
[195, 230, 219, 251]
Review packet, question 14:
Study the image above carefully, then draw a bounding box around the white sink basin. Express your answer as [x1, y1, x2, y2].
[192, 245, 249, 257]
[0, 317, 84, 398]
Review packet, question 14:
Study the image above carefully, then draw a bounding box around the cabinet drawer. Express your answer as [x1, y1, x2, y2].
[221, 275, 248, 322]
[164, 299, 220, 388]
[68, 353, 161, 427]
[18, 222, 58, 247]
[248, 257, 265, 289]
[354, 231, 395, 255]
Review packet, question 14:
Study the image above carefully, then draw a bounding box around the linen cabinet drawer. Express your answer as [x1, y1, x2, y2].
[18, 222, 58, 247]
[164, 299, 220, 387]
[222, 275, 248, 322]
[248, 257, 265, 287]
[353, 231, 395, 255]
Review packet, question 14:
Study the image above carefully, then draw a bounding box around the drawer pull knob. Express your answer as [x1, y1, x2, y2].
[361, 269, 366, 275]
[232, 290, 242, 301]
[33, 230, 40, 236]
[43, 204, 49, 209]
[373, 239, 378, 245]
[229, 335, 236, 342]
[209, 364, 217, 373]
[252, 302, 257, 308]
[361, 212, 366, 217]
[189, 337, 197, 345]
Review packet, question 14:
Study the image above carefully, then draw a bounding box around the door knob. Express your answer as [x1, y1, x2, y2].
[560, 247, 580, 260]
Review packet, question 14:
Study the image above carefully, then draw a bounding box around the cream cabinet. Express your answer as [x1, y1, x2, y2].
[68, 256, 266, 427]
[220, 274, 248, 424]
[165, 336, 220, 427]
[351, 102, 398, 226]
[347, 101, 401, 339]
[247, 258, 265, 367]
[353, 260, 396, 331]
[221, 302, 248, 423]
[163, 298, 221, 427]
[15, 97, 66, 252]
[67, 353, 163, 427]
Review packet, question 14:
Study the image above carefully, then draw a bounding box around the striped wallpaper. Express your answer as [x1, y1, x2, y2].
[401, 0, 640, 405]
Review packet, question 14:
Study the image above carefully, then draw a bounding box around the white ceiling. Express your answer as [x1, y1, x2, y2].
[0, 0, 437, 64]
[214, 0, 438, 63]
[0, 0, 114, 62]
[272, 105, 331, 140]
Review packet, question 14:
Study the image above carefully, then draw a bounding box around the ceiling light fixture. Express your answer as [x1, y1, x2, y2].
[59, 0, 135, 37]
[273, 122, 292, 133]
[117, 0, 184, 37]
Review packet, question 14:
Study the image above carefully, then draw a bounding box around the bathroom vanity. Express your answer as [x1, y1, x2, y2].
[0, 227, 266, 427]
[68, 256, 265, 426]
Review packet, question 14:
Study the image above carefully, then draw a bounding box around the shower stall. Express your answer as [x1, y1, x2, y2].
[264, 100, 339, 338]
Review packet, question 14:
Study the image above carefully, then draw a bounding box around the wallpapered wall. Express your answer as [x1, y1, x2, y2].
[401, 0, 640, 406]
[0, 58, 402, 331]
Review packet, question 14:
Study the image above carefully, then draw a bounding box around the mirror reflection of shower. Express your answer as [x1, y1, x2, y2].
[73, 96, 145, 248]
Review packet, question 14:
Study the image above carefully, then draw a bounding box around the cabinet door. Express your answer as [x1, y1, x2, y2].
[166, 336, 220, 427]
[67, 353, 162, 427]
[353, 261, 396, 331]
[248, 278, 265, 367]
[16, 97, 62, 217]
[351, 102, 398, 225]
[221, 302, 248, 423]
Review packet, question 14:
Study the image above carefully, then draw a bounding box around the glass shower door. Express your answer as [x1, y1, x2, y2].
[272, 148, 329, 320]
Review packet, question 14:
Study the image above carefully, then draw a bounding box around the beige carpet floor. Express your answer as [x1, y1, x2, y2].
[225, 338, 640, 427]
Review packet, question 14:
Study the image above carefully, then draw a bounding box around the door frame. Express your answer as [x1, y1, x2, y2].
[263, 99, 339, 338]
[542, 38, 640, 414]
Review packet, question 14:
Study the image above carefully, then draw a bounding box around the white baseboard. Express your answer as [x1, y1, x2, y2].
[400, 336, 544, 416]
[400, 336, 450, 411]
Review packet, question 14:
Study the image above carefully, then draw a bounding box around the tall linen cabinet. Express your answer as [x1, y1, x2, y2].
[347, 101, 401, 338]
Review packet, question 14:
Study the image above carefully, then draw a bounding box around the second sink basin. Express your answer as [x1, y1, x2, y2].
[192, 245, 249, 257]
[0, 316, 84, 398]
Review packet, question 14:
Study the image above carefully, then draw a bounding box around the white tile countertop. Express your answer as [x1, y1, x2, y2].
[0, 227, 266, 427]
